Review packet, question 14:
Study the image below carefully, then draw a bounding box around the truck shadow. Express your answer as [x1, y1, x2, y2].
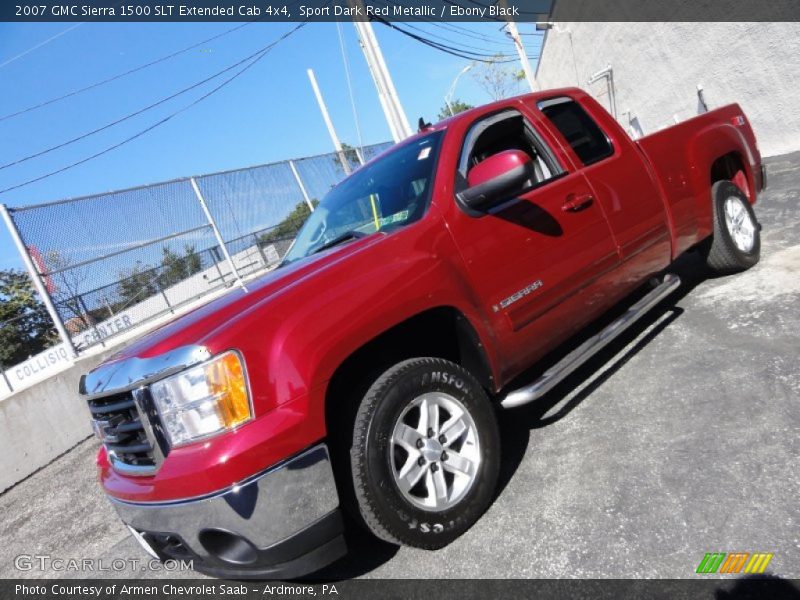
[493, 247, 711, 499]
[310, 249, 717, 580]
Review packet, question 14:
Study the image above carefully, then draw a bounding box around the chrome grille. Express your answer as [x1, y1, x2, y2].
[87, 391, 156, 471]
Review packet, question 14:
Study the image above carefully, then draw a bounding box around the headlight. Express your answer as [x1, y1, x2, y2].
[150, 351, 251, 447]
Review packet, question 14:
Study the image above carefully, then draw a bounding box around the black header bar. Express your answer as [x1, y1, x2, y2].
[2, 0, 799, 23]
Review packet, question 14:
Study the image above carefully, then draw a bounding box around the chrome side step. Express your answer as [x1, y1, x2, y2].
[501, 274, 681, 409]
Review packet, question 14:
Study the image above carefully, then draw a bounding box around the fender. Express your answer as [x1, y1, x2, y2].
[686, 109, 757, 239]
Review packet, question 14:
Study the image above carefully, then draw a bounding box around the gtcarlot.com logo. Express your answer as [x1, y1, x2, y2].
[14, 554, 192, 572]
[696, 552, 774, 574]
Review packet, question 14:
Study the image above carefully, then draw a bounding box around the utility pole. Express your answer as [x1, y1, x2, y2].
[500, 0, 538, 92]
[307, 68, 351, 175]
[350, 3, 413, 141]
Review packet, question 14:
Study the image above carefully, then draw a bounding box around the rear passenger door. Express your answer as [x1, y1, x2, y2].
[536, 94, 672, 283]
[441, 107, 620, 378]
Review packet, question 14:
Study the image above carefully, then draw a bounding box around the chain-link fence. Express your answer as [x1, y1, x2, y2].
[4, 141, 393, 355]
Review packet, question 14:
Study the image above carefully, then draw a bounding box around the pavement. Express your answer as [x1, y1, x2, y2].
[1, 152, 798, 581]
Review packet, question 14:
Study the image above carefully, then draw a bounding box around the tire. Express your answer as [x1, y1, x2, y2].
[705, 180, 761, 274]
[350, 357, 500, 549]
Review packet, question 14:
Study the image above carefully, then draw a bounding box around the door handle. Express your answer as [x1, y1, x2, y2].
[562, 193, 594, 212]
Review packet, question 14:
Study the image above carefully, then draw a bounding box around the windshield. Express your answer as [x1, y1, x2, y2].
[282, 131, 444, 265]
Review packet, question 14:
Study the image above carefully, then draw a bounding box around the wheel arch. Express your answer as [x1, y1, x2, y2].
[710, 151, 752, 201]
[687, 122, 758, 239]
[320, 305, 496, 521]
[324, 306, 495, 419]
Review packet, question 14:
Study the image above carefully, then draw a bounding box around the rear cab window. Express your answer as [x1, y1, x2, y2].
[538, 97, 614, 166]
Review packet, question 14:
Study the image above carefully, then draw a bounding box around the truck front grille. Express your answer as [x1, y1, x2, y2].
[88, 392, 156, 470]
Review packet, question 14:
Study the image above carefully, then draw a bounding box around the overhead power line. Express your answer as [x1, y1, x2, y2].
[0, 23, 306, 196]
[336, 21, 365, 158]
[0, 26, 294, 171]
[372, 0, 512, 48]
[376, 18, 536, 63]
[402, 21, 512, 53]
[0, 21, 253, 122]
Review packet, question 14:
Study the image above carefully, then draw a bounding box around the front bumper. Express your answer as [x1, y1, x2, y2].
[110, 444, 345, 579]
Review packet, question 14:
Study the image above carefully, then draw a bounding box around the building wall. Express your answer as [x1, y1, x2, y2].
[535, 23, 800, 157]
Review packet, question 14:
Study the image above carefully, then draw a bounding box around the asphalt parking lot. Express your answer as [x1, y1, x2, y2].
[1, 152, 798, 581]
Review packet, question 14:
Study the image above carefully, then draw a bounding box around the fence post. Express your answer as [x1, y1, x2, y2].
[0, 363, 12, 394]
[0, 204, 78, 359]
[189, 178, 246, 292]
[253, 233, 268, 266]
[77, 294, 106, 348]
[288, 160, 316, 212]
[155, 279, 173, 314]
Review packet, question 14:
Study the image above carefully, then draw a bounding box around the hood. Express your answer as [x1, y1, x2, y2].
[108, 235, 380, 362]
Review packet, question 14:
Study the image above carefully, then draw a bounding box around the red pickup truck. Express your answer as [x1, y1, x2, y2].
[81, 88, 765, 578]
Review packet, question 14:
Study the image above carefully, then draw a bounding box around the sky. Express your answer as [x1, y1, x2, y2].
[0, 19, 543, 272]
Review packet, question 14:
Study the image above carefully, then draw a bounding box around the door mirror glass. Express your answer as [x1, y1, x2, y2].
[457, 149, 535, 212]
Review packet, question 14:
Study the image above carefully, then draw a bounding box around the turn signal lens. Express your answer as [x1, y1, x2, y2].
[206, 351, 250, 428]
[150, 351, 252, 447]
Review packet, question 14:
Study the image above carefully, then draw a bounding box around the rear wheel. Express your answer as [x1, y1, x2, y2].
[350, 358, 500, 549]
[705, 180, 761, 274]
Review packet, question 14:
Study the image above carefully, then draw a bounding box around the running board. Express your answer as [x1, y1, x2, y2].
[501, 274, 681, 409]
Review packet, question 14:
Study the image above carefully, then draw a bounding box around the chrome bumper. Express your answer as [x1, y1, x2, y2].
[110, 444, 344, 577]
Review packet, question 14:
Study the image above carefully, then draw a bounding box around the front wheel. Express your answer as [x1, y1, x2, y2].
[705, 180, 761, 274]
[350, 358, 500, 549]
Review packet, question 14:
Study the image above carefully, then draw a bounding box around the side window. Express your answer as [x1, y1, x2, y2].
[457, 110, 562, 193]
[538, 97, 613, 166]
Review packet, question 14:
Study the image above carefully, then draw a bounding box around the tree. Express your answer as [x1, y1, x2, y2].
[117, 261, 158, 307]
[44, 250, 88, 324]
[0, 269, 57, 366]
[259, 201, 318, 245]
[158, 244, 202, 288]
[332, 143, 361, 174]
[438, 99, 474, 121]
[472, 55, 525, 101]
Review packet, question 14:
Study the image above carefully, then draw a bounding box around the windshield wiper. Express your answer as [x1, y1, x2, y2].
[311, 230, 369, 255]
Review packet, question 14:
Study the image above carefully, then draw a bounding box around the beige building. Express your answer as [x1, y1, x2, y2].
[535, 22, 800, 156]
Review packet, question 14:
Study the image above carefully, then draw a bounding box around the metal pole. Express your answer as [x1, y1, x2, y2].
[77, 294, 105, 348]
[501, 0, 538, 93]
[350, 2, 411, 141]
[355, 29, 402, 143]
[588, 65, 617, 119]
[0, 204, 78, 359]
[288, 160, 316, 212]
[155, 279, 173, 314]
[0, 363, 12, 394]
[189, 178, 247, 292]
[307, 69, 352, 175]
[352, 16, 413, 139]
[359, 20, 413, 138]
[253, 233, 268, 266]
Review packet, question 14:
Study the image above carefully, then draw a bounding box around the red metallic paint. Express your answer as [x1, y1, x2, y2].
[96, 88, 762, 502]
[466, 149, 532, 188]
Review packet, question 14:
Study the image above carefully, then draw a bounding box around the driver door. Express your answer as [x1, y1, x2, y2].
[442, 107, 620, 379]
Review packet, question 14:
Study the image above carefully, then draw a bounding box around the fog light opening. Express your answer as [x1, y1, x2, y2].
[198, 529, 258, 565]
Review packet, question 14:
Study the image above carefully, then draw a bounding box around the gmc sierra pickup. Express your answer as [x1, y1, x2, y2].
[81, 88, 766, 578]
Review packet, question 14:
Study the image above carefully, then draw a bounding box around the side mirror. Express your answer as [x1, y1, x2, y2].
[457, 149, 535, 212]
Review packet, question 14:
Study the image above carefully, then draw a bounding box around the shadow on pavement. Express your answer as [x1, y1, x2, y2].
[716, 574, 800, 600]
